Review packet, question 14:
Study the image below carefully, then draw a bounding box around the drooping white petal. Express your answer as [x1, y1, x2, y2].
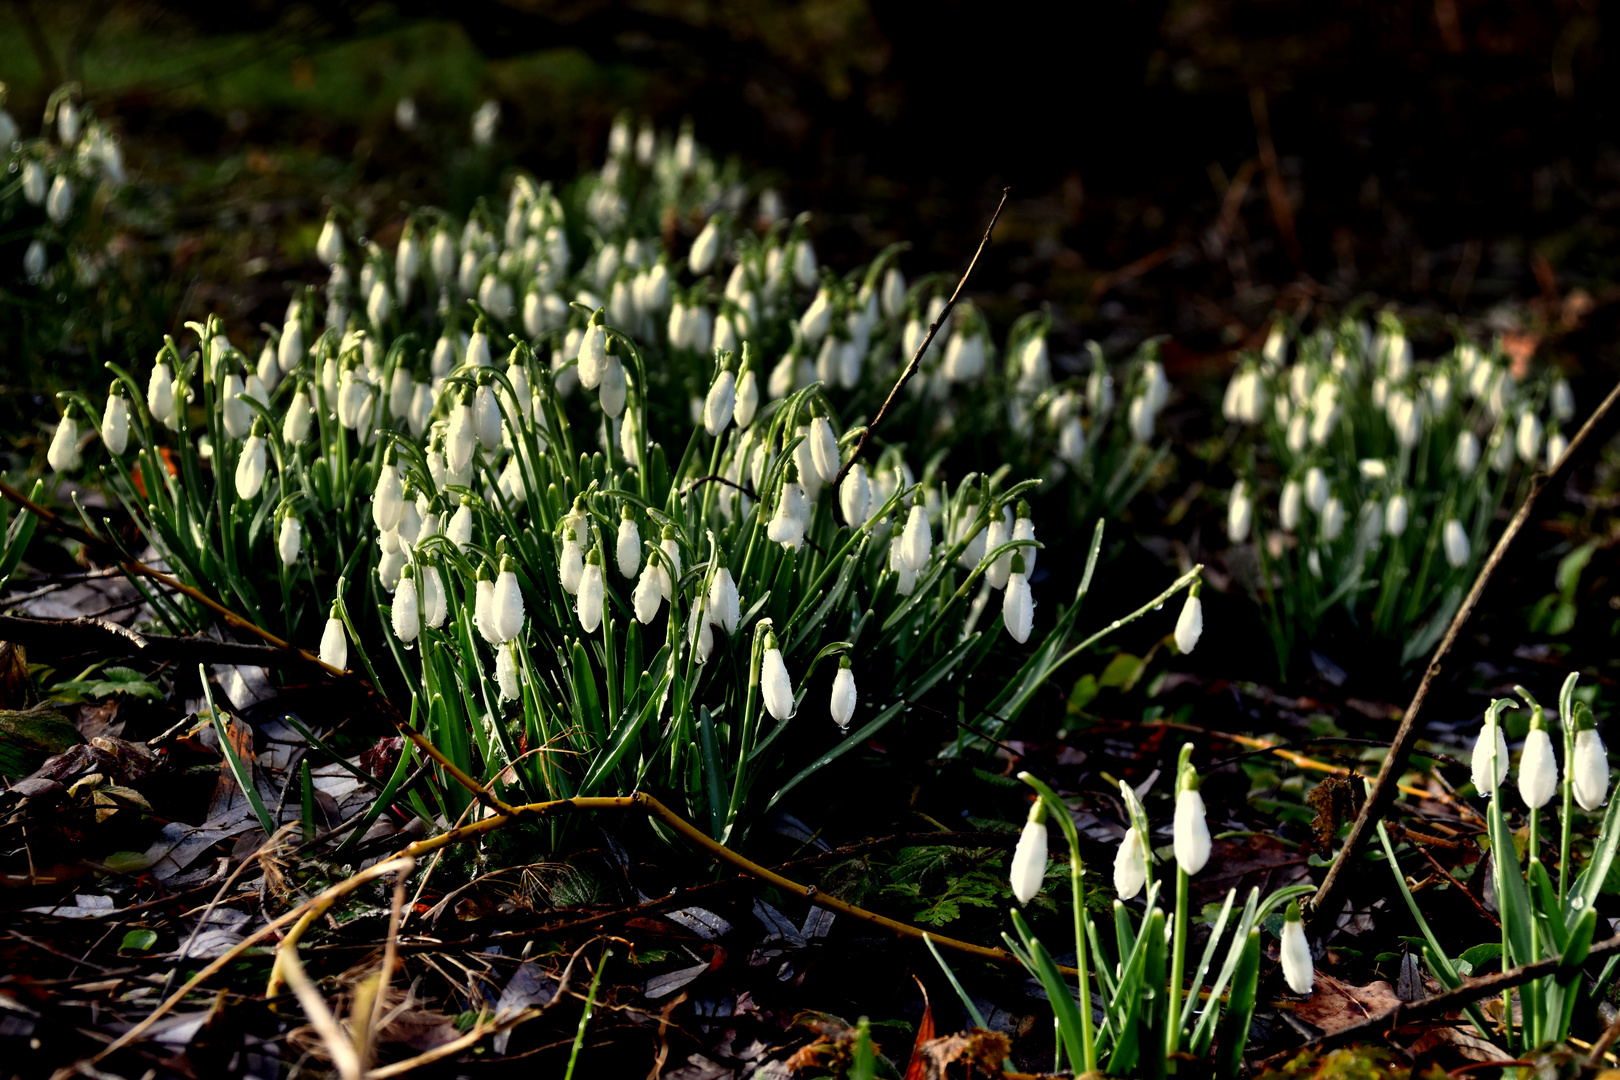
[761, 647, 795, 720]
[1010, 815, 1048, 904]
[47, 415, 80, 473]
[392, 576, 421, 643]
[1470, 720, 1510, 796]
[278, 517, 302, 566]
[1174, 594, 1203, 654]
[1173, 788, 1211, 874]
[578, 563, 605, 633]
[1280, 915, 1314, 996]
[1519, 728, 1558, 810]
[491, 569, 524, 643]
[1113, 827, 1147, 901]
[900, 504, 932, 572]
[1574, 728, 1610, 811]
[1002, 573, 1034, 644]
[319, 616, 348, 670]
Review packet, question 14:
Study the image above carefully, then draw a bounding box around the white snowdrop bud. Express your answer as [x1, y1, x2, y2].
[1173, 775, 1211, 875]
[1010, 799, 1049, 904]
[768, 473, 808, 551]
[392, 567, 421, 643]
[1174, 590, 1203, 653]
[800, 288, 832, 344]
[704, 368, 736, 436]
[840, 463, 871, 528]
[888, 533, 919, 596]
[495, 643, 520, 701]
[632, 563, 663, 624]
[830, 656, 857, 730]
[387, 365, 412, 421]
[808, 415, 840, 483]
[448, 391, 476, 476]
[735, 367, 760, 429]
[599, 357, 627, 418]
[1113, 826, 1147, 901]
[22, 159, 46, 204]
[792, 239, 818, 289]
[1286, 412, 1308, 454]
[1228, 482, 1253, 542]
[1386, 492, 1409, 537]
[900, 504, 932, 572]
[316, 217, 344, 265]
[1471, 706, 1510, 796]
[474, 382, 502, 451]
[1456, 430, 1480, 474]
[984, 517, 1013, 589]
[578, 552, 605, 633]
[1280, 479, 1303, 532]
[1280, 903, 1314, 996]
[255, 343, 282, 395]
[373, 457, 404, 532]
[1516, 410, 1543, 464]
[689, 219, 720, 275]
[23, 238, 46, 279]
[1002, 555, 1034, 644]
[657, 528, 682, 600]
[1320, 496, 1344, 542]
[284, 388, 312, 444]
[708, 567, 741, 635]
[47, 412, 80, 473]
[474, 573, 500, 644]
[319, 607, 348, 670]
[1443, 519, 1470, 568]
[1012, 504, 1036, 576]
[465, 322, 490, 369]
[1304, 467, 1329, 513]
[366, 280, 392, 326]
[1359, 500, 1384, 548]
[761, 634, 795, 720]
[1573, 706, 1609, 811]
[278, 514, 302, 566]
[101, 389, 130, 454]
[1018, 335, 1051, 393]
[689, 597, 715, 663]
[235, 433, 267, 499]
[148, 360, 176, 423]
[578, 319, 607, 390]
[420, 563, 446, 629]
[448, 498, 474, 550]
[492, 557, 525, 643]
[1519, 721, 1558, 810]
[46, 175, 73, 224]
[278, 320, 304, 374]
[408, 382, 433, 437]
[616, 507, 641, 578]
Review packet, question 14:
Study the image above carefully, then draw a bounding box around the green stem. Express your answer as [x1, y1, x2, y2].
[1168, 866, 1190, 1064]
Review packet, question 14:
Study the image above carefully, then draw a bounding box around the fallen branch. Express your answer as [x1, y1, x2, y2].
[1255, 932, 1620, 1067]
[831, 188, 1009, 493]
[0, 613, 302, 667]
[1310, 374, 1620, 926]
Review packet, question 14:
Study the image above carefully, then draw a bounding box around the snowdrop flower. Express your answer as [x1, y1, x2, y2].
[372, 456, 404, 534]
[1174, 587, 1203, 653]
[1127, 396, 1154, 443]
[1386, 492, 1409, 537]
[1320, 496, 1344, 542]
[761, 631, 795, 720]
[1304, 467, 1329, 513]
[319, 605, 348, 670]
[1573, 705, 1609, 811]
[689, 219, 720, 275]
[235, 426, 268, 499]
[830, 656, 857, 730]
[448, 390, 476, 476]
[23, 239, 45, 279]
[495, 643, 520, 701]
[46, 175, 73, 225]
[278, 320, 304, 374]
[578, 315, 607, 390]
[366, 280, 392, 327]
[474, 382, 502, 451]
[800, 288, 832, 344]
[421, 562, 447, 629]
[708, 566, 740, 635]
[1013, 502, 1036, 575]
[985, 515, 1012, 589]
[767, 466, 809, 550]
[284, 387, 312, 444]
[1113, 826, 1148, 901]
[447, 497, 475, 550]
[1002, 555, 1034, 644]
[888, 532, 918, 596]
[900, 504, 932, 572]
[840, 462, 871, 528]
[1551, 378, 1575, 422]
[22, 160, 45, 204]
[735, 365, 760, 429]
[1516, 410, 1543, 464]
[100, 387, 130, 455]
[704, 363, 736, 436]
[392, 565, 421, 643]
[148, 359, 177, 424]
[632, 562, 663, 624]
[1456, 430, 1480, 474]
[1280, 902, 1314, 996]
[808, 413, 841, 484]
[278, 513, 302, 566]
[599, 356, 627, 418]
[1018, 335, 1051, 393]
[47, 411, 80, 473]
[1470, 702, 1512, 797]
[1173, 762, 1211, 875]
[474, 569, 500, 645]
[1519, 709, 1558, 810]
[1228, 482, 1253, 542]
[1442, 519, 1470, 568]
[1010, 798, 1049, 904]
[616, 506, 641, 578]
[491, 556, 525, 643]
[316, 216, 344, 265]
[689, 597, 715, 663]
[793, 238, 818, 288]
[1280, 479, 1303, 532]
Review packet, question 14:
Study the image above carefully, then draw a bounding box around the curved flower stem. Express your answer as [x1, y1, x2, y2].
[1019, 771, 1097, 1074]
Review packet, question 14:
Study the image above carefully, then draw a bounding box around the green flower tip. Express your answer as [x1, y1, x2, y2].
[1010, 554, 1025, 575]
[585, 548, 602, 565]
[838, 654, 852, 670]
[1285, 900, 1302, 923]
[499, 554, 516, 573]
[1016, 499, 1031, 519]
[1575, 701, 1597, 732]
[621, 503, 636, 520]
[661, 523, 677, 541]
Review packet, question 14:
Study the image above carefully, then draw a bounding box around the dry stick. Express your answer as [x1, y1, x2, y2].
[830, 187, 1010, 493]
[0, 479, 511, 817]
[0, 613, 300, 666]
[1310, 375, 1620, 927]
[1256, 932, 1620, 1067]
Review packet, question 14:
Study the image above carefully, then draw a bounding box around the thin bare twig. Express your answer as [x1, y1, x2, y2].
[0, 613, 301, 666]
[831, 188, 1009, 493]
[1311, 376, 1620, 926]
[678, 474, 756, 500]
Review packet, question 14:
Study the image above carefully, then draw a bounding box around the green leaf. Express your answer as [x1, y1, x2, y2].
[1097, 652, 1145, 691]
[120, 929, 158, 953]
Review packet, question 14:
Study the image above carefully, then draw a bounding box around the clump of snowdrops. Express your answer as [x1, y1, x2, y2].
[1, 84, 129, 339]
[38, 119, 1199, 841]
[1222, 312, 1578, 675]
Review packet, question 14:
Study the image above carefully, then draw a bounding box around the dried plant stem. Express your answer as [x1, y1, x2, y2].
[1311, 375, 1620, 925]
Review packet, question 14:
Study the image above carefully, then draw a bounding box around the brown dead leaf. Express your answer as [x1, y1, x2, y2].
[1306, 775, 1362, 852]
[1190, 834, 1311, 908]
[903, 975, 935, 1080]
[1402, 1021, 1508, 1064]
[1292, 972, 1400, 1035]
[917, 1029, 1011, 1079]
